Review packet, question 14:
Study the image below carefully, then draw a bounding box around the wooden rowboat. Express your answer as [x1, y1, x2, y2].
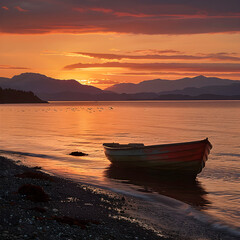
[103, 138, 212, 176]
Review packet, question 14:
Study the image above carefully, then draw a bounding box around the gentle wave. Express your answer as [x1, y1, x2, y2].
[0, 150, 62, 160]
[216, 153, 240, 158]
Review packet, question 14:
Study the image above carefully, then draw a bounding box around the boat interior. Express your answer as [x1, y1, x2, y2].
[103, 143, 145, 148]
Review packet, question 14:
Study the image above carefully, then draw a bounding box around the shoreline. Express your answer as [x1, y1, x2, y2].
[0, 156, 238, 240]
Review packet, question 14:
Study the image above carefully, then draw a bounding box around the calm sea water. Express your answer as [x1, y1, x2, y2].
[0, 101, 239, 231]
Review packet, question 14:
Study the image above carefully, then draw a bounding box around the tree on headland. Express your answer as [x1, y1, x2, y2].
[0, 87, 48, 104]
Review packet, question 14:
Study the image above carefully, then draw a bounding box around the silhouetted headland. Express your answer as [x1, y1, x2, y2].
[0, 87, 48, 104]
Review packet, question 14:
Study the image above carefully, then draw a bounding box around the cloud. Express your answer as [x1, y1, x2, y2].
[2, 6, 8, 10]
[88, 7, 154, 17]
[200, 53, 240, 61]
[113, 11, 154, 18]
[130, 49, 183, 54]
[0, 0, 240, 34]
[15, 6, 28, 12]
[73, 51, 240, 61]
[90, 8, 113, 14]
[0, 65, 30, 70]
[64, 62, 240, 73]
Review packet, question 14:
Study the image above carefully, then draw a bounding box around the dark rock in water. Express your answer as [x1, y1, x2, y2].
[18, 184, 50, 202]
[69, 151, 88, 156]
[15, 171, 53, 181]
[52, 216, 100, 229]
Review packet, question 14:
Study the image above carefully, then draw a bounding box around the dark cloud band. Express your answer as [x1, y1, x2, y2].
[0, 0, 240, 34]
[64, 62, 240, 73]
[73, 51, 240, 61]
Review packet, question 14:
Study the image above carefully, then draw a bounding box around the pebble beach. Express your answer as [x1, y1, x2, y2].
[0, 156, 238, 240]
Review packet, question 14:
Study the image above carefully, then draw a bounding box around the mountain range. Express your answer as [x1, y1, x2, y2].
[105, 75, 237, 94]
[159, 83, 240, 96]
[0, 73, 239, 101]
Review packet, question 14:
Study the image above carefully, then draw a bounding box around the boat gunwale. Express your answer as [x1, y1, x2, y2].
[103, 138, 212, 151]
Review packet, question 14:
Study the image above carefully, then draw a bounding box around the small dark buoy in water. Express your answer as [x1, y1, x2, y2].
[70, 151, 88, 156]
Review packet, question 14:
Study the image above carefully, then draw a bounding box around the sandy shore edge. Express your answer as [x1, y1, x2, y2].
[0, 156, 238, 240]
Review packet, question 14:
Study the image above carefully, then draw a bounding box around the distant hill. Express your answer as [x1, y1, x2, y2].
[33, 91, 240, 101]
[159, 83, 240, 96]
[105, 76, 237, 94]
[155, 94, 240, 100]
[0, 73, 103, 98]
[0, 77, 9, 83]
[0, 87, 47, 104]
[39, 91, 123, 101]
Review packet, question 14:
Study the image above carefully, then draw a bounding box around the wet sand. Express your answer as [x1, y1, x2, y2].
[0, 156, 238, 240]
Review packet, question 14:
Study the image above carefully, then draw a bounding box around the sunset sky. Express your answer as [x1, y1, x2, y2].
[0, 0, 240, 89]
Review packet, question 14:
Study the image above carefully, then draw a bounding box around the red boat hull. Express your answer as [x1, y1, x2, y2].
[103, 138, 212, 176]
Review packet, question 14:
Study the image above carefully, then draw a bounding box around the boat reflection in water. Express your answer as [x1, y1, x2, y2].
[105, 165, 210, 210]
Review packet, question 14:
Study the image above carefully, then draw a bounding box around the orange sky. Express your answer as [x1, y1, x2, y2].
[0, 0, 240, 89]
